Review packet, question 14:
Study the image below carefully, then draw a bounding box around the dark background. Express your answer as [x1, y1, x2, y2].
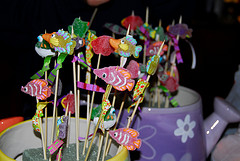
[0, 0, 240, 159]
[1, 0, 239, 118]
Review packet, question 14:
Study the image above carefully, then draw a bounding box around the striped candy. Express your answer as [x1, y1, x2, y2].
[48, 139, 64, 154]
[77, 82, 105, 93]
[21, 79, 51, 100]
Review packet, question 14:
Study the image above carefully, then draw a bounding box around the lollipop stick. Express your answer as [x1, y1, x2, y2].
[77, 52, 81, 149]
[84, 67, 91, 149]
[96, 133, 104, 161]
[101, 131, 109, 161]
[164, 25, 173, 108]
[39, 117, 47, 160]
[66, 111, 71, 148]
[84, 85, 112, 161]
[83, 54, 102, 154]
[44, 71, 48, 150]
[156, 20, 162, 108]
[73, 53, 80, 160]
[157, 80, 162, 108]
[70, 25, 80, 160]
[143, 7, 149, 66]
[131, 11, 135, 36]
[77, 52, 81, 120]
[50, 53, 60, 145]
[170, 16, 182, 76]
[36, 98, 47, 160]
[88, 8, 98, 29]
[99, 89, 117, 159]
[164, 20, 175, 73]
[84, 112, 103, 161]
[166, 16, 182, 108]
[127, 41, 165, 128]
[105, 92, 127, 156]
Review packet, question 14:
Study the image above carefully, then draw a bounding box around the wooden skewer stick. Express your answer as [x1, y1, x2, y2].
[130, 10, 135, 36]
[66, 111, 71, 148]
[73, 56, 80, 160]
[84, 85, 112, 161]
[143, 6, 149, 66]
[104, 26, 132, 156]
[88, 8, 98, 29]
[36, 98, 47, 160]
[84, 53, 93, 151]
[77, 52, 81, 122]
[84, 111, 103, 161]
[39, 117, 47, 160]
[104, 92, 127, 156]
[164, 20, 175, 108]
[83, 54, 102, 155]
[72, 25, 80, 160]
[42, 29, 48, 156]
[87, 25, 130, 160]
[57, 148, 62, 161]
[76, 53, 81, 151]
[44, 71, 48, 150]
[170, 16, 182, 76]
[152, 90, 156, 107]
[116, 42, 165, 154]
[43, 28, 48, 153]
[96, 133, 104, 161]
[64, 91, 72, 148]
[157, 19, 162, 108]
[165, 16, 182, 108]
[101, 27, 131, 159]
[148, 92, 152, 108]
[127, 40, 165, 128]
[101, 131, 109, 161]
[99, 89, 116, 159]
[50, 53, 60, 145]
[164, 20, 175, 73]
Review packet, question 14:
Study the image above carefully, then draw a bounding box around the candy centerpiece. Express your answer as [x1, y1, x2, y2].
[1, 7, 238, 161]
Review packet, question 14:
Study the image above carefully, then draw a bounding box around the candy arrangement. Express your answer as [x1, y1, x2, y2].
[20, 7, 195, 161]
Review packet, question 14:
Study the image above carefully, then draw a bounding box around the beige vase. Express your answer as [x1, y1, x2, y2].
[0, 118, 129, 161]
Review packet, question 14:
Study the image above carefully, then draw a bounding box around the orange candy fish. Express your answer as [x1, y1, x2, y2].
[21, 79, 51, 100]
[93, 66, 135, 91]
[109, 128, 142, 151]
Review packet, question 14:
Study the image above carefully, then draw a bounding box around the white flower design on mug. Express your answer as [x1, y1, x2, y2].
[174, 114, 196, 143]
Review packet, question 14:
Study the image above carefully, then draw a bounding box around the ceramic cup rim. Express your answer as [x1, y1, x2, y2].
[141, 86, 202, 114]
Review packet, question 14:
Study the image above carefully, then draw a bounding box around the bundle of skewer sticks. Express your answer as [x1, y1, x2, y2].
[25, 5, 191, 161]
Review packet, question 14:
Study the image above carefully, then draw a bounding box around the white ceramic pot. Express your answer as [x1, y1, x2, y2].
[0, 118, 129, 161]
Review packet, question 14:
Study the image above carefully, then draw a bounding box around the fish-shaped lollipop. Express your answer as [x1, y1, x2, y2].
[21, 79, 51, 100]
[42, 30, 76, 55]
[31, 34, 56, 80]
[109, 128, 142, 151]
[91, 104, 116, 130]
[109, 35, 142, 58]
[42, 30, 76, 84]
[121, 15, 143, 31]
[146, 41, 168, 57]
[167, 24, 193, 39]
[93, 66, 135, 91]
[35, 34, 56, 58]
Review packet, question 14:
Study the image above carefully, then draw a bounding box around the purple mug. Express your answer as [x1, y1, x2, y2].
[116, 86, 240, 161]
